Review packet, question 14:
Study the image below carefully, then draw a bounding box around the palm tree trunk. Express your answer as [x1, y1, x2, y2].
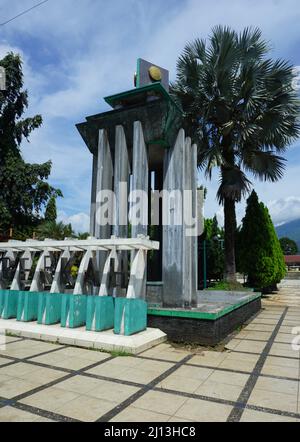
[224, 197, 237, 282]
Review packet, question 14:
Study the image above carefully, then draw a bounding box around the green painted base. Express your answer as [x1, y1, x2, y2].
[86, 296, 114, 332]
[114, 298, 147, 336]
[0, 290, 19, 319]
[61, 294, 87, 328]
[38, 293, 62, 325]
[17, 292, 39, 322]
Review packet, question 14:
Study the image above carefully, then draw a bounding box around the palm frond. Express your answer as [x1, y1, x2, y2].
[242, 150, 286, 182]
[217, 167, 252, 203]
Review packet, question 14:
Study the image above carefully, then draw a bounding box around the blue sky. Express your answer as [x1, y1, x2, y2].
[1, 0, 300, 232]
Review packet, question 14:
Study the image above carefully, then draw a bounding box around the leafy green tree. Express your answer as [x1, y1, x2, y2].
[44, 196, 57, 223]
[0, 53, 61, 235]
[206, 216, 225, 281]
[199, 216, 224, 284]
[279, 237, 298, 255]
[36, 221, 74, 241]
[237, 191, 286, 290]
[171, 26, 300, 282]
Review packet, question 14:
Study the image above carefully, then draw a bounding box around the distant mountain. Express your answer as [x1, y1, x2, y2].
[276, 219, 300, 251]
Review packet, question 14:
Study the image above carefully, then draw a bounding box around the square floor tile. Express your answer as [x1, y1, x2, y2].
[264, 355, 299, 368]
[275, 334, 295, 344]
[0, 347, 46, 359]
[0, 378, 40, 399]
[269, 343, 299, 358]
[261, 363, 300, 379]
[255, 376, 299, 396]
[0, 362, 42, 378]
[245, 325, 274, 332]
[88, 379, 140, 402]
[195, 380, 242, 402]
[55, 394, 117, 422]
[240, 409, 300, 422]
[158, 374, 203, 394]
[174, 398, 233, 422]
[187, 352, 227, 368]
[20, 386, 79, 412]
[218, 358, 256, 373]
[234, 341, 266, 353]
[19, 366, 67, 386]
[29, 353, 94, 371]
[205, 370, 249, 387]
[110, 406, 171, 422]
[248, 388, 298, 413]
[111, 367, 162, 385]
[172, 365, 213, 382]
[55, 375, 105, 395]
[242, 332, 272, 341]
[85, 364, 129, 379]
[133, 390, 187, 416]
[0, 406, 39, 422]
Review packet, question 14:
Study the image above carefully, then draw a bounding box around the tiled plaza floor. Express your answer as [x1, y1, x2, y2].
[0, 296, 300, 421]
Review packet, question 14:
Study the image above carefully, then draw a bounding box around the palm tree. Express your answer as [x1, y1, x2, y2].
[171, 26, 300, 281]
[36, 221, 74, 240]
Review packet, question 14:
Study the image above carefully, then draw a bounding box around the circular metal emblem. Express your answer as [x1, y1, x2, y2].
[149, 66, 162, 82]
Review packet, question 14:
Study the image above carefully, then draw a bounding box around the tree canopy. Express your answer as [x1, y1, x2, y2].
[0, 52, 61, 236]
[279, 237, 298, 255]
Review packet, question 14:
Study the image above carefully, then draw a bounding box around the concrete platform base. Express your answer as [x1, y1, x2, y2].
[148, 292, 261, 346]
[0, 319, 167, 355]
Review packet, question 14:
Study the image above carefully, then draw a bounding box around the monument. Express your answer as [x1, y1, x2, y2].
[76, 58, 202, 309]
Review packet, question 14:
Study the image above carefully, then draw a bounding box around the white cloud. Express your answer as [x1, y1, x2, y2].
[267, 197, 300, 226]
[58, 211, 90, 233]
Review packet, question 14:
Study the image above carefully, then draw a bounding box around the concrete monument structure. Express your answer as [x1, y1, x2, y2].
[76, 59, 202, 309]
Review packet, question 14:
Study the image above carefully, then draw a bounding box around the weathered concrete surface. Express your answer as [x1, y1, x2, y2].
[95, 129, 114, 240]
[162, 130, 198, 308]
[0, 319, 166, 355]
[131, 121, 148, 238]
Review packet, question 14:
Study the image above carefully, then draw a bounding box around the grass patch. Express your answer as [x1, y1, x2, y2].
[5, 331, 20, 338]
[207, 281, 251, 291]
[109, 350, 133, 357]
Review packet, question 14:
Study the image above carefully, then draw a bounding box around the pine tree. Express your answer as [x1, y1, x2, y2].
[45, 196, 57, 223]
[237, 191, 286, 290]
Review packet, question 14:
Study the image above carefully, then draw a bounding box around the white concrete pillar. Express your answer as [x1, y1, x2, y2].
[131, 121, 148, 238]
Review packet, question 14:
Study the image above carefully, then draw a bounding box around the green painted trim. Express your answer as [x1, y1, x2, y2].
[147, 293, 261, 321]
[147, 139, 169, 147]
[105, 83, 170, 106]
